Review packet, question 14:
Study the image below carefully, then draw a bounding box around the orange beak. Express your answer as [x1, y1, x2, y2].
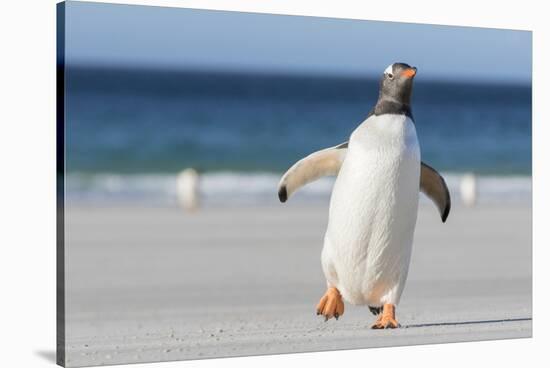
[401, 67, 417, 78]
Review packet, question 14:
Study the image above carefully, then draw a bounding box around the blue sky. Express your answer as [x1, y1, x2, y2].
[64, 1, 532, 83]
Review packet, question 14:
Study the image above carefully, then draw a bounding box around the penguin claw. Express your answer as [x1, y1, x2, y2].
[371, 320, 399, 329]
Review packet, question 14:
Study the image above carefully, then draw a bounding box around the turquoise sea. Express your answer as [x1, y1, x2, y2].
[64, 66, 531, 205]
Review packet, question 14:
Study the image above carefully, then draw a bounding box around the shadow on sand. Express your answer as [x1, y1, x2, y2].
[404, 317, 532, 329]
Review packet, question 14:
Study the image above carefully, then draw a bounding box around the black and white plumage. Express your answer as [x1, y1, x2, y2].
[278, 63, 450, 328]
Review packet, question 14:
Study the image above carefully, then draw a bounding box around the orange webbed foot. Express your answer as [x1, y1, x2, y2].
[316, 287, 344, 321]
[371, 304, 400, 329]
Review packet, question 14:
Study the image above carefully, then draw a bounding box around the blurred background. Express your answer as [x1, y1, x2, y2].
[64, 1, 532, 207]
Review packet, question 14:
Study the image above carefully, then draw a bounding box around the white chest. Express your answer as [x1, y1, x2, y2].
[351, 114, 420, 158]
[335, 114, 421, 205]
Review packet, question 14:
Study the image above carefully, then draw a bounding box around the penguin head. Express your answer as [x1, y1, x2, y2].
[379, 63, 417, 106]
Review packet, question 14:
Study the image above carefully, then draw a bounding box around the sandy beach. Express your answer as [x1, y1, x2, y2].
[63, 202, 531, 367]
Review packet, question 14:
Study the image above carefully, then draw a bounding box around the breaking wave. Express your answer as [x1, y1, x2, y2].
[65, 171, 531, 206]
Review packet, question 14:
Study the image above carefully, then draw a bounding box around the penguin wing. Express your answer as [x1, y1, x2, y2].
[420, 162, 451, 222]
[278, 143, 348, 202]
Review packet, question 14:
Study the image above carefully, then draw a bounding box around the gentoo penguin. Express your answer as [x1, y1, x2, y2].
[277, 63, 450, 329]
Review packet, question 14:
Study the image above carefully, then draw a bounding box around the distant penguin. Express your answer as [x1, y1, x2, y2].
[277, 63, 450, 328]
[460, 173, 477, 206]
[177, 168, 200, 211]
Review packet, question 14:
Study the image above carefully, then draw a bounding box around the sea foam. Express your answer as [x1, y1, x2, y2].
[65, 172, 531, 206]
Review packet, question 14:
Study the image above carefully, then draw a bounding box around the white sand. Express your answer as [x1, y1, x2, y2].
[62, 203, 532, 367]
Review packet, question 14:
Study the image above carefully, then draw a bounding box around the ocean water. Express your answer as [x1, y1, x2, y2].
[65, 66, 532, 205]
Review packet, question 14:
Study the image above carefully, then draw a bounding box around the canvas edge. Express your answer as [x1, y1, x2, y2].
[56, 2, 67, 367]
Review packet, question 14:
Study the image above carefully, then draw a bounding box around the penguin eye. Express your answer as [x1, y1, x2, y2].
[387, 73, 394, 80]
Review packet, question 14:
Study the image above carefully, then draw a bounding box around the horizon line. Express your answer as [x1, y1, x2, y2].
[65, 61, 532, 87]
